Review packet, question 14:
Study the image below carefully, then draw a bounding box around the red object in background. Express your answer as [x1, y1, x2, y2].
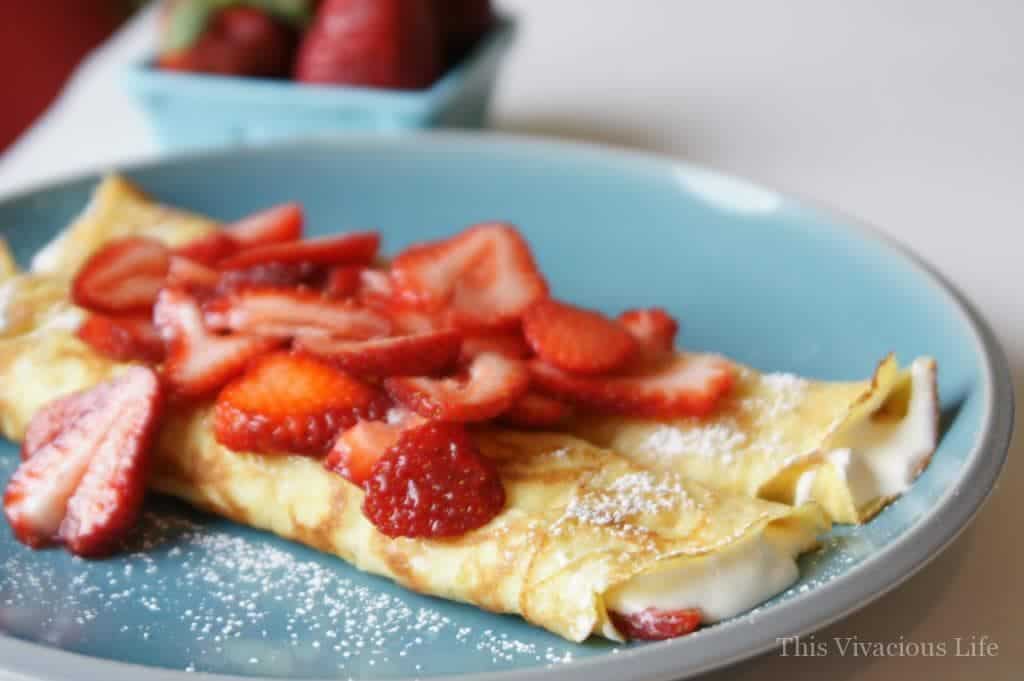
[0, 5, 128, 153]
[158, 6, 297, 78]
[294, 0, 441, 89]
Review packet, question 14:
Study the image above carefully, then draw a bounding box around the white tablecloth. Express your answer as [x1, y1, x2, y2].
[0, 1, 1019, 679]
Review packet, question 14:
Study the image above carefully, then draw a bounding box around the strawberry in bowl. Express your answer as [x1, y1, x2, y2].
[131, 0, 515, 148]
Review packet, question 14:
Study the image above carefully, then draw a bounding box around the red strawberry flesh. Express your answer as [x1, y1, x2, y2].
[3, 367, 162, 556]
[77, 313, 166, 364]
[154, 287, 281, 397]
[167, 255, 222, 292]
[362, 421, 505, 538]
[385, 352, 529, 422]
[214, 351, 390, 455]
[325, 265, 365, 299]
[460, 330, 533, 362]
[60, 368, 164, 557]
[218, 231, 380, 270]
[172, 232, 239, 266]
[530, 353, 736, 419]
[522, 298, 637, 374]
[227, 202, 303, 247]
[618, 308, 679, 362]
[21, 389, 96, 461]
[326, 418, 410, 486]
[609, 608, 702, 640]
[500, 392, 571, 429]
[390, 223, 548, 329]
[204, 286, 391, 339]
[71, 237, 170, 313]
[295, 330, 461, 377]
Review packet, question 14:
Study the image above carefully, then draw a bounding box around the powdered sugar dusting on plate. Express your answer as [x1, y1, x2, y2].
[0, 505, 585, 676]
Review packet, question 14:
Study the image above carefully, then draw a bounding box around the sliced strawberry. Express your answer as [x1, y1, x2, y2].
[522, 298, 637, 374]
[154, 287, 280, 397]
[325, 265, 365, 299]
[226, 203, 303, 247]
[166, 255, 222, 293]
[77, 313, 166, 364]
[384, 303, 448, 335]
[618, 308, 678, 362]
[59, 369, 164, 557]
[530, 353, 736, 419]
[390, 223, 548, 329]
[218, 232, 380, 270]
[296, 330, 461, 377]
[362, 422, 505, 538]
[327, 405, 428, 485]
[357, 268, 395, 303]
[71, 237, 170, 313]
[3, 367, 162, 556]
[609, 608, 702, 641]
[325, 408, 429, 487]
[460, 329, 533, 362]
[171, 232, 239, 266]
[325, 420, 401, 486]
[385, 352, 529, 422]
[204, 286, 391, 339]
[217, 262, 326, 292]
[500, 392, 571, 429]
[20, 389, 96, 461]
[214, 351, 390, 455]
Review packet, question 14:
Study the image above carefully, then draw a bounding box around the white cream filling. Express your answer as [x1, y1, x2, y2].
[605, 534, 798, 624]
[794, 358, 938, 509]
[30, 226, 71, 274]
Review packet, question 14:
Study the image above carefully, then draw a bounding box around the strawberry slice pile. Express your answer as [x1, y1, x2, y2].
[8, 205, 734, 595]
[3, 367, 163, 557]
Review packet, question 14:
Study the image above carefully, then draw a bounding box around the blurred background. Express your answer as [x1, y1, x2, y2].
[0, 2, 1019, 681]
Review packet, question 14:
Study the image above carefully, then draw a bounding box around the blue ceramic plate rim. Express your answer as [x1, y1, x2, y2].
[124, 19, 516, 117]
[0, 132, 1012, 681]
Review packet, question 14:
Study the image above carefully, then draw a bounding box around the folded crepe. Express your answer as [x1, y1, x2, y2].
[0, 176, 828, 642]
[572, 355, 939, 524]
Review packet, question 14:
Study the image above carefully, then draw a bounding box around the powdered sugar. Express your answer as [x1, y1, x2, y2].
[640, 372, 808, 463]
[562, 472, 690, 527]
[0, 503, 583, 677]
[642, 420, 747, 464]
[741, 372, 808, 422]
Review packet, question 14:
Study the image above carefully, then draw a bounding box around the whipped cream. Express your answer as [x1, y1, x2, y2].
[794, 358, 938, 509]
[606, 533, 798, 623]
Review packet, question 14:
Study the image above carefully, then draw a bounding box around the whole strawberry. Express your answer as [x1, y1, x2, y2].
[159, 4, 299, 78]
[294, 0, 442, 89]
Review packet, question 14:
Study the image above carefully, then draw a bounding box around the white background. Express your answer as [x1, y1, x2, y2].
[0, 1, 1019, 679]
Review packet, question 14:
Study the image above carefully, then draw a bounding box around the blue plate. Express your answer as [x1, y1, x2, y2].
[0, 134, 1011, 681]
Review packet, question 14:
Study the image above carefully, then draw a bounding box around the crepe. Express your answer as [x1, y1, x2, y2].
[572, 355, 938, 524]
[0, 176, 828, 642]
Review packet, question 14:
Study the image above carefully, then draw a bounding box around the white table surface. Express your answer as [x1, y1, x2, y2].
[0, 1, 1020, 680]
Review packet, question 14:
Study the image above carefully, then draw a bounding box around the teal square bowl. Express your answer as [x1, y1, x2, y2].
[124, 20, 515, 151]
